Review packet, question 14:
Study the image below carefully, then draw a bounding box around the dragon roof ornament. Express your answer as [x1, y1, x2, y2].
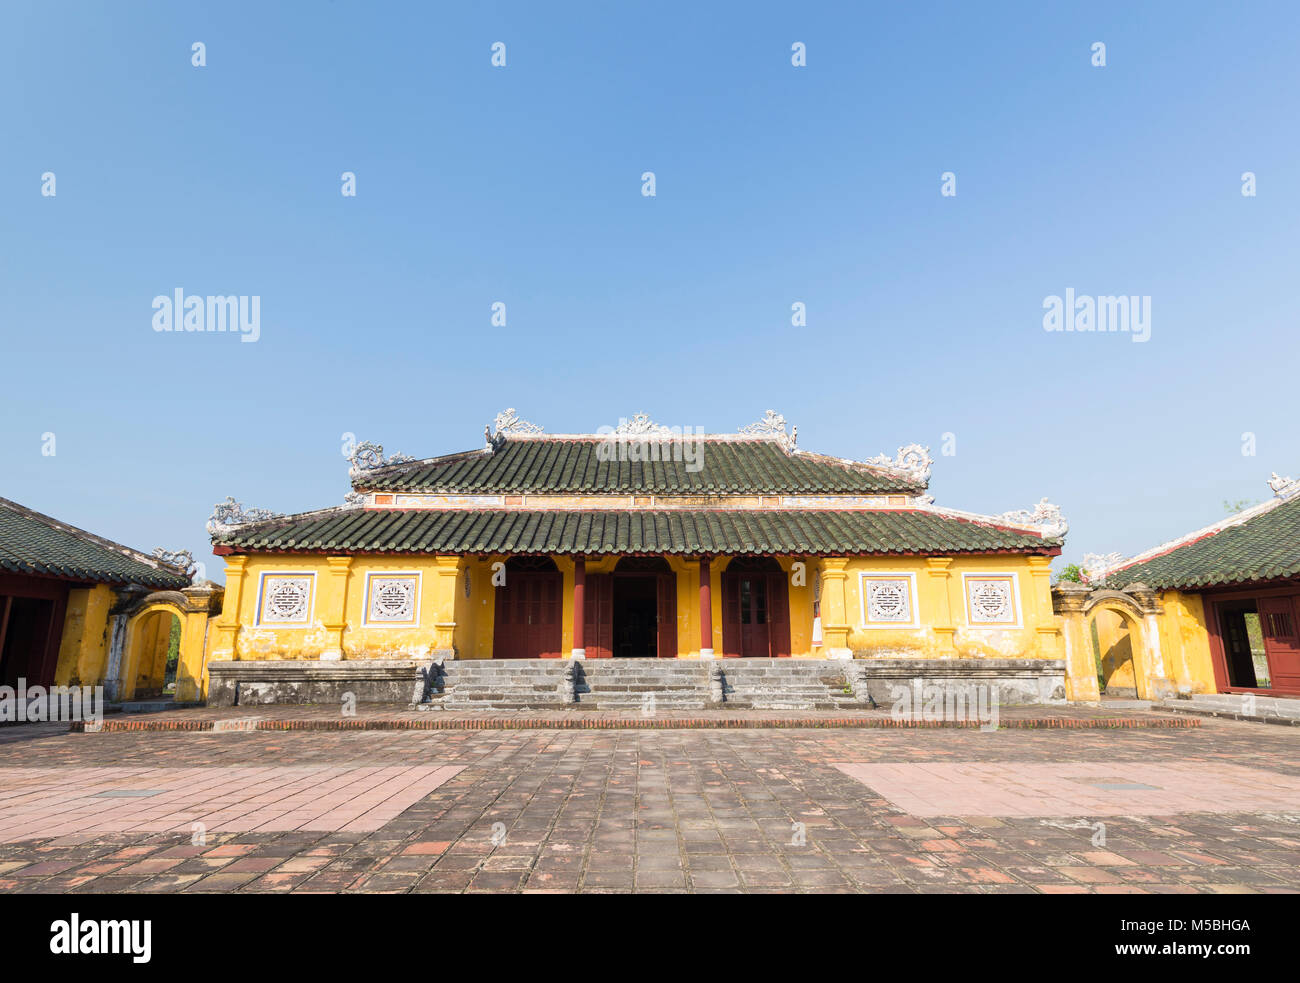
[1268, 472, 1299, 498]
[207, 497, 284, 537]
[866, 443, 933, 483]
[151, 548, 197, 578]
[489, 408, 545, 443]
[1081, 551, 1124, 585]
[737, 410, 797, 451]
[611, 412, 676, 437]
[348, 440, 415, 476]
[998, 497, 1068, 538]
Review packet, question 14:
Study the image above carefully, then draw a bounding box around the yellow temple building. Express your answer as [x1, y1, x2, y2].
[198, 410, 1080, 708]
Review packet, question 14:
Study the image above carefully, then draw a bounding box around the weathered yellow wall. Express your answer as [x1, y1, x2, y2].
[53, 584, 114, 686]
[1157, 590, 1217, 695]
[839, 554, 1059, 660]
[210, 551, 1062, 662]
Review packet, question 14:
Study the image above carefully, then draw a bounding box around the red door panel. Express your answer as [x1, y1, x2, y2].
[1259, 596, 1300, 693]
[767, 572, 791, 658]
[493, 572, 562, 659]
[583, 574, 613, 658]
[721, 573, 741, 657]
[656, 573, 677, 658]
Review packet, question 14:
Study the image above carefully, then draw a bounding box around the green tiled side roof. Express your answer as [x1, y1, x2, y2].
[357, 439, 924, 495]
[1106, 494, 1300, 590]
[0, 498, 190, 590]
[214, 507, 1057, 556]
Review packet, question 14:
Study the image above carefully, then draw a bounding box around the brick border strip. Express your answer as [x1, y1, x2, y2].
[69, 715, 1202, 733]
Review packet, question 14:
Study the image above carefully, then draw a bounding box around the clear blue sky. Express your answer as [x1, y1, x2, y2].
[3, 1, 1298, 582]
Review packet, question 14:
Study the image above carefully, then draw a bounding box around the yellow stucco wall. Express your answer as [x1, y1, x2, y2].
[53, 584, 114, 686]
[207, 551, 1063, 662]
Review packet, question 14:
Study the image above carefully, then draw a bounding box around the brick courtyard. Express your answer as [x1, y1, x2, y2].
[0, 712, 1297, 893]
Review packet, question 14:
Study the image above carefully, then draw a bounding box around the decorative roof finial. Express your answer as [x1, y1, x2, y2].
[1268, 472, 1299, 497]
[490, 408, 544, 440]
[151, 548, 196, 579]
[998, 497, 1068, 538]
[738, 410, 796, 452]
[348, 440, 415, 477]
[866, 444, 933, 483]
[206, 497, 284, 537]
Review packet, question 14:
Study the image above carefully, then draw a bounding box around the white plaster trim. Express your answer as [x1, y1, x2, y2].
[911, 502, 1060, 539]
[960, 571, 1023, 629]
[857, 571, 920, 629]
[570, 648, 586, 659]
[699, 648, 715, 658]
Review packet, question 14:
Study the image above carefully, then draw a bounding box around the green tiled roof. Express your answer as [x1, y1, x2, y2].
[1106, 494, 1300, 590]
[0, 498, 191, 590]
[357, 438, 924, 495]
[214, 507, 1058, 556]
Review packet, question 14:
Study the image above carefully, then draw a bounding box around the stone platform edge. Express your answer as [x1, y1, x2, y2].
[69, 714, 1201, 733]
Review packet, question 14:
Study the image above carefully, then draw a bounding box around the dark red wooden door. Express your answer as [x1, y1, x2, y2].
[766, 573, 791, 657]
[722, 569, 791, 658]
[493, 571, 562, 659]
[656, 574, 677, 658]
[1259, 596, 1300, 694]
[583, 574, 614, 658]
[740, 575, 770, 658]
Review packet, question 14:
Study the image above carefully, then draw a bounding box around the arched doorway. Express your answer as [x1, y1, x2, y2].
[1091, 607, 1138, 697]
[119, 598, 188, 700]
[1082, 592, 1156, 700]
[722, 557, 791, 658]
[492, 556, 562, 659]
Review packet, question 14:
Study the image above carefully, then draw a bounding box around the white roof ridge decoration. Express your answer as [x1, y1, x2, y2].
[207, 497, 286, 537]
[491, 408, 544, 440]
[1081, 551, 1124, 585]
[1268, 472, 1299, 497]
[150, 548, 197, 578]
[1096, 469, 1300, 578]
[610, 412, 676, 437]
[866, 444, 933, 483]
[996, 498, 1068, 538]
[915, 501, 1066, 540]
[348, 440, 416, 477]
[737, 410, 797, 451]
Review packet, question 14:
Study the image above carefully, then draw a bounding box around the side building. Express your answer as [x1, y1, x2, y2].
[1082, 473, 1300, 701]
[0, 497, 218, 702]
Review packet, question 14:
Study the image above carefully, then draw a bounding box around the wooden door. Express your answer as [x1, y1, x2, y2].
[583, 574, 614, 658]
[656, 573, 677, 658]
[1259, 596, 1300, 694]
[739, 575, 770, 658]
[493, 571, 562, 659]
[766, 572, 791, 658]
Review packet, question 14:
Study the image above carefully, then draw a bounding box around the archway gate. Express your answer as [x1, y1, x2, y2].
[111, 584, 223, 702]
[1052, 581, 1171, 702]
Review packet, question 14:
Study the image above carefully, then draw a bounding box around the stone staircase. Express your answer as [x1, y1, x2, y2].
[717, 659, 859, 710]
[425, 658, 858, 711]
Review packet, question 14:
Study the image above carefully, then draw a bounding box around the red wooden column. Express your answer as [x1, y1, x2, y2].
[699, 557, 714, 657]
[572, 556, 586, 659]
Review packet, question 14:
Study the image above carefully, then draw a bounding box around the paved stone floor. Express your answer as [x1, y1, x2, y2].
[0, 715, 1296, 893]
